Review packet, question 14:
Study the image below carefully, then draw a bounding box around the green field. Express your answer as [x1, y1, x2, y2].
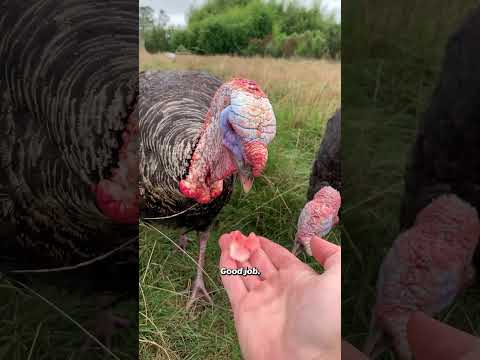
[139, 51, 341, 359]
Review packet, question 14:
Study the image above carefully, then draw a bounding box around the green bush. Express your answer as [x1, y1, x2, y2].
[169, 28, 195, 52]
[175, 45, 189, 53]
[279, 2, 327, 35]
[190, 1, 274, 54]
[325, 24, 341, 59]
[148, 0, 341, 59]
[294, 31, 328, 58]
[144, 26, 168, 53]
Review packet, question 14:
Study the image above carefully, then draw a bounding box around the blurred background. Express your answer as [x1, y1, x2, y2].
[342, 1, 480, 358]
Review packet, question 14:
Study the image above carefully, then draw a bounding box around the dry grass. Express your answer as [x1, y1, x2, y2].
[140, 48, 340, 126]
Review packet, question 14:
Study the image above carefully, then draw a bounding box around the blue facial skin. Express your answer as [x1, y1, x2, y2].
[220, 106, 245, 164]
[435, 271, 460, 312]
[319, 216, 334, 237]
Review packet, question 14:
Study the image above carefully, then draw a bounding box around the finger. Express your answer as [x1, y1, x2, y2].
[258, 236, 299, 269]
[462, 347, 480, 360]
[219, 232, 232, 252]
[407, 311, 480, 360]
[237, 260, 262, 291]
[310, 236, 341, 270]
[248, 248, 277, 280]
[342, 340, 369, 360]
[219, 250, 247, 311]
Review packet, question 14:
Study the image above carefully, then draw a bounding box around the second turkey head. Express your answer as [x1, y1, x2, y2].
[364, 194, 480, 360]
[295, 186, 341, 255]
[180, 78, 276, 204]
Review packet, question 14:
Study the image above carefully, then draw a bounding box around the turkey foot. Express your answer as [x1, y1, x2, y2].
[186, 271, 213, 311]
[81, 294, 130, 352]
[186, 228, 213, 310]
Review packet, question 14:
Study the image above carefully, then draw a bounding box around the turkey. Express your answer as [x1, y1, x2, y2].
[293, 109, 341, 255]
[139, 70, 276, 309]
[365, 6, 480, 359]
[0, 0, 138, 354]
[307, 109, 341, 200]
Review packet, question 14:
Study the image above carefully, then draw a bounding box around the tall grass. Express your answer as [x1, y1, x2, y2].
[139, 50, 340, 359]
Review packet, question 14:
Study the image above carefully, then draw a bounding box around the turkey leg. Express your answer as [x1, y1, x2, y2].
[178, 232, 189, 251]
[173, 231, 190, 254]
[186, 228, 213, 310]
[81, 293, 130, 352]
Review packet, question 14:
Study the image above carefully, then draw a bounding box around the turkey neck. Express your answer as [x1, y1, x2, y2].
[197, 94, 236, 181]
[180, 86, 237, 204]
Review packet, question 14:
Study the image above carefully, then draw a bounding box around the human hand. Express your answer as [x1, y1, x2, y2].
[407, 312, 480, 360]
[342, 340, 369, 360]
[219, 233, 341, 360]
[341, 311, 480, 360]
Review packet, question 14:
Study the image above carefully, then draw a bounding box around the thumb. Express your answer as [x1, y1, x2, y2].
[408, 312, 480, 360]
[462, 347, 480, 360]
[310, 236, 341, 270]
[342, 340, 369, 360]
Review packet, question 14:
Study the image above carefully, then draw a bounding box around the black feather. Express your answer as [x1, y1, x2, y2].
[307, 108, 341, 201]
[0, 0, 138, 293]
[139, 70, 235, 232]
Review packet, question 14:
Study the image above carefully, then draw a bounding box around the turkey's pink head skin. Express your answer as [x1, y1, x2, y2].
[180, 78, 276, 204]
[295, 186, 341, 255]
[366, 194, 480, 360]
[93, 110, 139, 224]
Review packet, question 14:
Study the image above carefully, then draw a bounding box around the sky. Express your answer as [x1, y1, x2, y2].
[140, 0, 341, 27]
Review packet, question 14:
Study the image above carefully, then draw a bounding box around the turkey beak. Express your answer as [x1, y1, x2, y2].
[238, 167, 254, 193]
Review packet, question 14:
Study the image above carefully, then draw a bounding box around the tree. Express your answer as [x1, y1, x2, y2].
[140, 6, 155, 35]
[144, 26, 169, 53]
[158, 10, 170, 28]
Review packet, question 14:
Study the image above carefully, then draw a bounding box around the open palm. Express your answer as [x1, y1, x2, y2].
[219, 234, 341, 360]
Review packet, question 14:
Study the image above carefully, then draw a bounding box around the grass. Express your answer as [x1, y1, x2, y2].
[138, 50, 341, 359]
[0, 275, 138, 360]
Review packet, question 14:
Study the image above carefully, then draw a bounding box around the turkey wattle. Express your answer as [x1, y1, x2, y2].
[93, 110, 139, 224]
[139, 70, 276, 309]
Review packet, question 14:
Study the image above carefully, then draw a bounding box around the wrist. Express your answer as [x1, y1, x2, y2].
[281, 338, 340, 360]
[243, 341, 338, 360]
